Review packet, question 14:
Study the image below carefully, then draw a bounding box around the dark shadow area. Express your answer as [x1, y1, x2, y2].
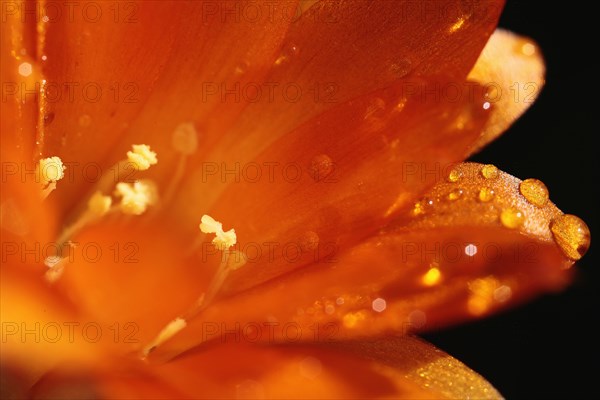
[424, 1, 598, 398]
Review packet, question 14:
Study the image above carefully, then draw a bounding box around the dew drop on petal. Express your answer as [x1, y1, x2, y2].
[447, 168, 462, 183]
[550, 214, 591, 260]
[521, 41, 536, 56]
[324, 304, 335, 315]
[421, 267, 441, 287]
[447, 188, 463, 201]
[273, 43, 299, 66]
[478, 187, 495, 202]
[299, 357, 322, 380]
[493, 285, 512, 303]
[500, 208, 525, 229]
[480, 164, 499, 179]
[78, 114, 92, 128]
[519, 178, 549, 207]
[234, 61, 249, 75]
[389, 58, 412, 79]
[342, 311, 365, 328]
[309, 154, 333, 182]
[408, 310, 427, 328]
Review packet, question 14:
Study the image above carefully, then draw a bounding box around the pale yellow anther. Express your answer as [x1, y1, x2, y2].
[36, 156, 65, 185]
[213, 229, 237, 250]
[199, 214, 222, 234]
[114, 180, 158, 215]
[199, 214, 237, 250]
[127, 144, 157, 171]
[87, 191, 112, 217]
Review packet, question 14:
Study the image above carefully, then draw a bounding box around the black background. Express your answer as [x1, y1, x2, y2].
[425, 1, 598, 398]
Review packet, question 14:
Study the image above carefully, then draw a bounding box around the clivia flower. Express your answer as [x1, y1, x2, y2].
[1, 1, 590, 398]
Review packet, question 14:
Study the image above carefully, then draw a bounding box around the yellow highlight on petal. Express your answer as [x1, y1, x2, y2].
[127, 144, 157, 171]
[87, 191, 112, 217]
[343, 311, 366, 328]
[421, 267, 442, 287]
[36, 156, 65, 185]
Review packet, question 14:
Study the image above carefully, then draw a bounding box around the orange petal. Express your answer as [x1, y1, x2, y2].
[154, 163, 584, 359]
[40, 1, 296, 217]
[1, 2, 41, 159]
[33, 337, 502, 399]
[467, 29, 545, 152]
[0, 267, 101, 385]
[54, 219, 208, 354]
[175, 0, 505, 220]
[199, 79, 491, 294]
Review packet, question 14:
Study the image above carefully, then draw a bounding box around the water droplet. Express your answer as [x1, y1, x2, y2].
[342, 311, 365, 328]
[412, 198, 434, 216]
[550, 214, 591, 260]
[493, 285, 512, 303]
[41, 54, 48, 61]
[408, 310, 426, 328]
[299, 357, 322, 380]
[500, 208, 525, 229]
[447, 188, 463, 201]
[234, 61, 249, 75]
[43, 112, 55, 126]
[480, 164, 499, 179]
[482, 101, 491, 110]
[18, 62, 33, 77]
[274, 43, 299, 66]
[519, 178, 549, 207]
[478, 187, 495, 202]
[389, 58, 412, 78]
[448, 16, 466, 33]
[335, 297, 345, 305]
[447, 168, 462, 183]
[309, 154, 333, 181]
[371, 298, 386, 313]
[78, 114, 92, 128]
[521, 42, 536, 56]
[467, 277, 499, 316]
[364, 97, 386, 120]
[421, 267, 441, 287]
[299, 231, 320, 252]
[324, 304, 335, 315]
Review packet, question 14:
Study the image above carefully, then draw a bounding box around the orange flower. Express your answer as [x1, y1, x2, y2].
[0, 1, 590, 398]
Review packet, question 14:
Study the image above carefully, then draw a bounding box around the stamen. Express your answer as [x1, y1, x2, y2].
[87, 191, 112, 217]
[161, 123, 199, 208]
[141, 317, 187, 358]
[37, 156, 65, 199]
[142, 215, 242, 358]
[127, 144, 158, 171]
[200, 214, 237, 250]
[114, 180, 158, 215]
